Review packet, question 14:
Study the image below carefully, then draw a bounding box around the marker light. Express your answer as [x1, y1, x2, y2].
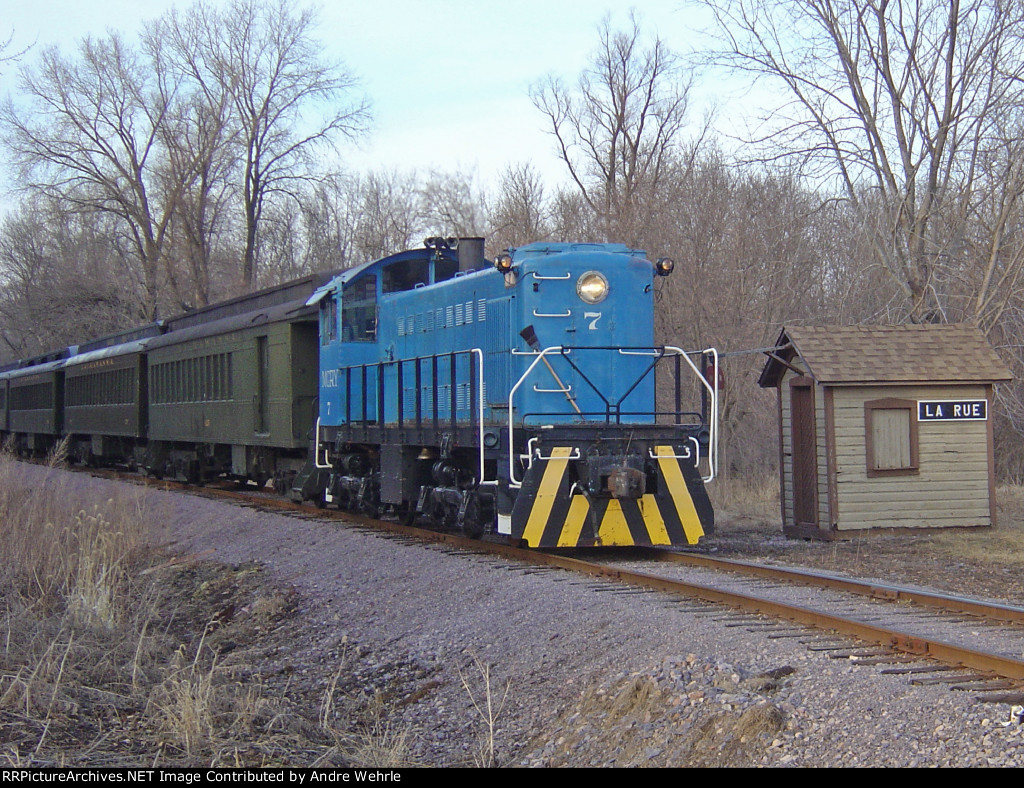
[494, 253, 513, 274]
[576, 271, 609, 304]
[655, 257, 675, 276]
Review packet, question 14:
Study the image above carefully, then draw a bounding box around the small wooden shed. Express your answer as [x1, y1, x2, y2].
[758, 325, 1013, 538]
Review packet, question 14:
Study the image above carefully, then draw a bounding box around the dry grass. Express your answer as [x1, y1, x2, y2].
[0, 445, 147, 620]
[709, 473, 780, 523]
[711, 472, 1024, 567]
[456, 653, 511, 768]
[0, 452, 423, 767]
[705, 472, 1024, 606]
[333, 704, 418, 769]
[908, 484, 1024, 566]
[682, 703, 786, 768]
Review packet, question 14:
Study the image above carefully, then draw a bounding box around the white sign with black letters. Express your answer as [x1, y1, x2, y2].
[917, 400, 987, 421]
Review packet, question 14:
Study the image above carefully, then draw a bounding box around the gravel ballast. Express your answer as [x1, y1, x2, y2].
[20, 463, 1024, 767]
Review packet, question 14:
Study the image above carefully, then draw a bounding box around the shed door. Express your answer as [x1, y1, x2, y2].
[790, 378, 818, 528]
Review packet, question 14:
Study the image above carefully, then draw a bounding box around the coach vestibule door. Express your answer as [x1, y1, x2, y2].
[790, 377, 818, 528]
[255, 335, 269, 433]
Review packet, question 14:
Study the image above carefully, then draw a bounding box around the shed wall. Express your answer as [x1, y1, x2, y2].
[830, 384, 992, 529]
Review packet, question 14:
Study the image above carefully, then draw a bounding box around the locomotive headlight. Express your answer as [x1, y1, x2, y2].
[576, 271, 609, 304]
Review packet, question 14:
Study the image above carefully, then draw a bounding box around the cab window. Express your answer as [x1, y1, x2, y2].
[382, 260, 428, 293]
[320, 297, 338, 345]
[342, 274, 377, 342]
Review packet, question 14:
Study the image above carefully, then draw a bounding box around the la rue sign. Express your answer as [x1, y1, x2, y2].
[917, 400, 987, 421]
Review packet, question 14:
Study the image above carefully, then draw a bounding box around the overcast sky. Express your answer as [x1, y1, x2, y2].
[2, 1, 737, 211]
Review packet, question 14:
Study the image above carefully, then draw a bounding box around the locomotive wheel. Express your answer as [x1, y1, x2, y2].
[459, 494, 485, 539]
[397, 503, 418, 527]
[185, 460, 203, 486]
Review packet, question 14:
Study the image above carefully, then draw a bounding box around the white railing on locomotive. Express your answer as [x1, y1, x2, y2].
[512, 345, 707, 426]
[617, 346, 718, 483]
[314, 416, 331, 469]
[317, 349, 490, 487]
[507, 345, 718, 487]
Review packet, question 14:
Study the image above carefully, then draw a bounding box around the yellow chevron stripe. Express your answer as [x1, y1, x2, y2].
[654, 445, 705, 544]
[639, 493, 672, 545]
[597, 499, 634, 545]
[522, 446, 573, 546]
[557, 494, 591, 547]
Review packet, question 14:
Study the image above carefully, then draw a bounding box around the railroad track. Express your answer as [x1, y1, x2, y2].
[99, 467, 1024, 700]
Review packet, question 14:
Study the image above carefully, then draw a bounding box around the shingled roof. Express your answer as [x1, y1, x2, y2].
[758, 324, 1013, 387]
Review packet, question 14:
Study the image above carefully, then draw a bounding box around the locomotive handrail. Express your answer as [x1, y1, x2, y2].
[507, 345, 719, 486]
[574, 345, 718, 483]
[648, 445, 692, 460]
[520, 436, 540, 473]
[533, 447, 581, 461]
[533, 383, 573, 393]
[509, 346, 564, 487]
[328, 348, 490, 488]
[529, 271, 571, 280]
[667, 346, 717, 483]
[617, 348, 712, 357]
[470, 348, 490, 487]
[313, 417, 331, 469]
[532, 309, 572, 318]
[519, 409, 703, 424]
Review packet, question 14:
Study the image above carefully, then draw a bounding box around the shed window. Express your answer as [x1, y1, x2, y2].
[865, 398, 919, 477]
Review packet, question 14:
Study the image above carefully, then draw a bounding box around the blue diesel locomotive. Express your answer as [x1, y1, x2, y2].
[0, 238, 717, 548]
[304, 238, 718, 547]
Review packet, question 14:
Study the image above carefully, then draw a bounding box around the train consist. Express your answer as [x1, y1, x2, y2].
[0, 238, 718, 547]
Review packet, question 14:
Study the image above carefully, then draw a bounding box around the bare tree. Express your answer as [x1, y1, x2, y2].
[548, 188, 602, 242]
[701, 0, 1024, 326]
[254, 169, 426, 284]
[531, 13, 693, 242]
[349, 170, 422, 261]
[189, 0, 370, 290]
[651, 150, 850, 477]
[489, 163, 550, 252]
[0, 34, 191, 319]
[0, 200, 136, 356]
[0, 27, 31, 76]
[145, 9, 239, 309]
[418, 169, 487, 239]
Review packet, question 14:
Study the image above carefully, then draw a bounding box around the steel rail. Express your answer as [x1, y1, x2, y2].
[647, 550, 1024, 625]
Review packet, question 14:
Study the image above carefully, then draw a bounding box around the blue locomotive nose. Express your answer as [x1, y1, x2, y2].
[513, 248, 658, 426]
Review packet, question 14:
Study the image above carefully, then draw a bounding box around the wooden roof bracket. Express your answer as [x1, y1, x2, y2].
[764, 347, 807, 378]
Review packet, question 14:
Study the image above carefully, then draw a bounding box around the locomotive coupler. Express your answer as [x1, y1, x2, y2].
[585, 452, 647, 499]
[607, 466, 646, 499]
